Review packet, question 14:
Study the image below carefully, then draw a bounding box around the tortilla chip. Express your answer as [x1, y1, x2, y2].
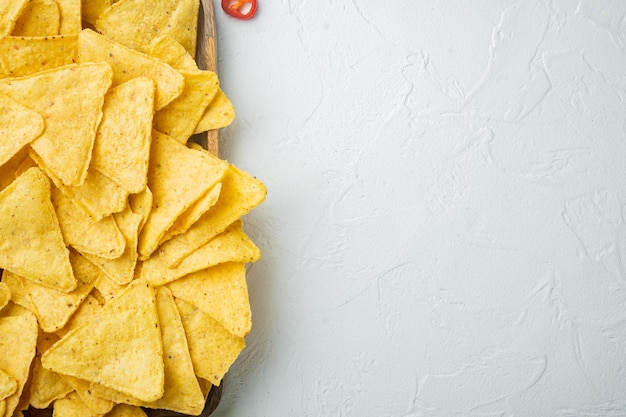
[0, 0, 28, 35]
[28, 356, 73, 409]
[41, 280, 164, 402]
[56, 0, 81, 34]
[83, 205, 142, 285]
[0, 35, 78, 78]
[154, 70, 219, 143]
[175, 298, 244, 385]
[138, 131, 227, 258]
[0, 167, 76, 292]
[96, 0, 198, 55]
[0, 312, 38, 417]
[0, 368, 17, 400]
[159, 182, 221, 246]
[53, 391, 101, 417]
[0, 93, 44, 166]
[11, 0, 60, 36]
[168, 262, 251, 337]
[157, 162, 266, 267]
[51, 186, 126, 259]
[129, 187, 153, 235]
[92, 273, 127, 304]
[77, 29, 184, 110]
[142, 220, 261, 286]
[91, 77, 154, 194]
[81, 0, 112, 27]
[0, 63, 112, 186]
[194, 90, 236, 133]
[0, 282, 10, 313]
[148, 35, 198, 71]
[90, 287, 205, 415]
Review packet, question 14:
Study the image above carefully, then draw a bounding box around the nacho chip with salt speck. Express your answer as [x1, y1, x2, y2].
[0, 35, 77, 78]
[0, 0, 29, 35]
[11, 0, 60, 36]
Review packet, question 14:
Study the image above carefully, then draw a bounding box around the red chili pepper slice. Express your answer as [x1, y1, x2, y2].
[221, 0, 257, 20]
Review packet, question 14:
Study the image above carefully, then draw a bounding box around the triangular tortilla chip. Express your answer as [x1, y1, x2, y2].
[157, 162, 266, 267]
[0, 35, 77, 78]
[77, 29, 184, 110]
[129, 186, 153, 235]
[0, 63, 113, 186]
[194, 89, 236, 133]
[0, 271, 32, 312]
[0, 93, 44, 166]
[41, 280, 164, 402]
[138, 131, 227, 258]
[107, 404, 149, 417]
[55, 294, 103, 339]
[95, 0, 198, 55]
[0, 167, 76, 292]
[81, 0, 112, 27]
[0, 147, 28, 192]
[148, 35, 198, 71]
[175, 298, 244, 386]
[0, 0, 28, 35]
[91, 77, 154, 194]
[51, 186, 126, 259]
[0, 282, 10, 313]
[168, 262, 252, 337]
[62, 375, 115, 414]
[153, 69, 219, 143]
[142, 220, 261, 286]
[89, 287, 205, 415]
[0, 312, 38, 417]
[11, 0, 60, 36]
[28, 355, 73, 409]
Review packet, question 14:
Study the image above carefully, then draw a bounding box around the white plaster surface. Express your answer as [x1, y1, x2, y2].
[212, 1, 626, 415]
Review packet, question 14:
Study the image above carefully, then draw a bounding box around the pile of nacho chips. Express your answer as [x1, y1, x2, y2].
[0, 1, 266, 416]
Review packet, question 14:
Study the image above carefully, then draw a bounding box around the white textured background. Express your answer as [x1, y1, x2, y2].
[213, 0, 626, 416]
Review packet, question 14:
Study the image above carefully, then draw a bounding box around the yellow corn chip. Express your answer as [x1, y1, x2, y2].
[81, 0, 112, 27]
[154, 69, 219, 143]
[138, 131, 227, 258]
[159, 182, 221, 246]
[11, 0, 60, 36]
[41, 280, 164, 402]
[175, 298, 244, 386]
[157, 163, 266, 267]
[0, 282, 10, 313]
[0, 312, 38, 417]
[194, 90, 236, 133]
[129, 187, 153, 235]
[148, 35, 198, 71]
[77, 29, 184, 110]
[142, 220, 261, 286]
[91, 77, 154, 194]
[56, 0, 81, 34]
[0, 167, 76, 292]
[83, 205, 142, 286]
[168, 262, 251, 337]
[0, 271, 31, 311]
[0, 63, 112, 186]
[51, 186, 126, 259]
[0, 35, 77, 78]
[0, 368, 17, 400]
[0, 93, 44, 166]
[90, 287, 205, 415]
[96, 0, 198, 55]
[0, 0, 28, 35]
[0, 400, 5, 416]
[28, 356, 73, 409]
